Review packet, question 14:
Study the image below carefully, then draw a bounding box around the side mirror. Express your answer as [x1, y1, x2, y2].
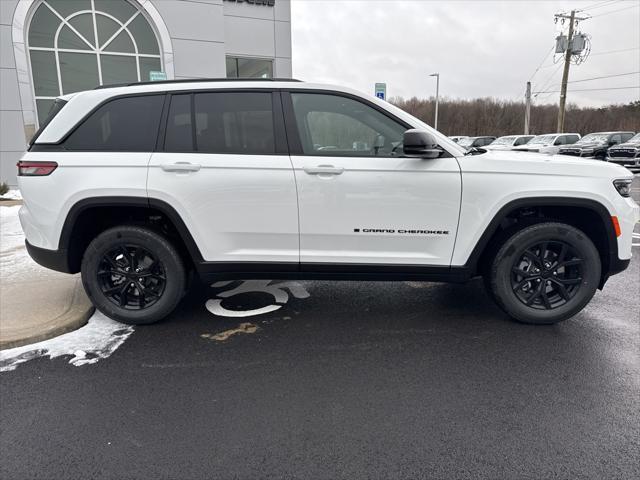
[402, 129, 441, 159]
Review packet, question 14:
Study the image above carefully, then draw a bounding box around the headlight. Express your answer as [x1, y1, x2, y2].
[581, 148, 595, 154]
[613, 179, 633, 197]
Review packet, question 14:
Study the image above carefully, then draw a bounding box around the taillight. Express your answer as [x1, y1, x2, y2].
[17, 161, 58, 176]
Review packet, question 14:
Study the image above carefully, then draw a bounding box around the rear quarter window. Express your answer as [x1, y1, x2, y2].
[63, 95, 164, 151]
[29, 98, 67, 146]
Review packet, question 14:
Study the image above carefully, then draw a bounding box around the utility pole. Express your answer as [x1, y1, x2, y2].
[524, 81, 531, 135]
[554, 10, 588, 132]
[430, 72, 440, 130]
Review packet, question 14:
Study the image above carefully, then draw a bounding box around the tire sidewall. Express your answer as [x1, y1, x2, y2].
[492, 223, 601, 324]
[81, 227, 185, 325]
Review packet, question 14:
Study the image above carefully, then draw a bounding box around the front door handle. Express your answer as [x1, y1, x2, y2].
[303, 165, 344, 175]
[161, 162, 201, 173]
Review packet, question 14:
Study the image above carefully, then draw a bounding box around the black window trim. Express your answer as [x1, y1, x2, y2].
[281, 89, 452, 158]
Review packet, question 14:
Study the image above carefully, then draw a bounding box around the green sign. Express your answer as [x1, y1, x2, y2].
[149, 71, 167, 82]
[375, 83, 386, 100]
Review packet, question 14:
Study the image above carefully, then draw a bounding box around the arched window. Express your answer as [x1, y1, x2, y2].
[28, 0, 162, 124]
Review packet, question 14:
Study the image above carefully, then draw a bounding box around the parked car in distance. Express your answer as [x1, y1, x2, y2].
[484, 135, 534, 151]
[512, 133, 581, 155]
[558, 131, 636, 160]
[457, 136, 496, 150]
[448, 136, 468, 143]
[17, 79, 639, 326]
[606, 132, 640, 171]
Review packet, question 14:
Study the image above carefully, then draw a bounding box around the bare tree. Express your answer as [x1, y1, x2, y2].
[390, 97, 640, 136]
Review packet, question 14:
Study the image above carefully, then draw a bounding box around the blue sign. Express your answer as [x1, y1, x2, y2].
[374, 82, 386, 101]
[376, 92, 385, 100]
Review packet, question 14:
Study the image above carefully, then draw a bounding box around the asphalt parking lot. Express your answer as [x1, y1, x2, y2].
[1, 177, 639, 480]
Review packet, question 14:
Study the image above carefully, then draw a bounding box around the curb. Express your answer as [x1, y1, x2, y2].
[0, 279, 94, 350]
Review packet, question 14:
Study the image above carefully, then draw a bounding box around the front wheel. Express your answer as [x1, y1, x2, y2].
[487, 222, 601, 325]
[81, 226, 186, 325]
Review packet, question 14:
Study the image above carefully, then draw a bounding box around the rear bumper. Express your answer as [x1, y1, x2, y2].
[25, 240, 72, 273]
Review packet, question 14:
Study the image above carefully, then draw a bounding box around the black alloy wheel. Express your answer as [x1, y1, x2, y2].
[510, 241, 583, 310]
[97, 244, 166, 310]
[486, 222, 601, 325]
[81, 226, 186, 325]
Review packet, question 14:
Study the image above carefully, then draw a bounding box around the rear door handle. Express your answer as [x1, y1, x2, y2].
[303, 165, 344, 175]
[161, 162, 201, 173]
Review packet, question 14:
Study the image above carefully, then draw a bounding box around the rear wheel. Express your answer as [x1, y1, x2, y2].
[487, 222, 601, 324]
[81, 226, 186, 325]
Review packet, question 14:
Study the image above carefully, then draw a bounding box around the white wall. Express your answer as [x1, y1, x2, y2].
[1, 0, 24, 186]
[0, 0, 292, 186]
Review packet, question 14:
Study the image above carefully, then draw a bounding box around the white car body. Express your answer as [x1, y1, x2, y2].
[484, 135, 534, 151]
[18, 80, 638, 303]
[512, 133, 581, 155]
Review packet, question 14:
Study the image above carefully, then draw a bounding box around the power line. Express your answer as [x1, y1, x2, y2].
[528, 45, 555, 82]
[590, 47, 640, 57]
[533, 63, 564, 97]
[577, 0, 622, 12]
[568, 71, 640, 83]
[533, 85, 640, 93]
[589, 4, 640, 18]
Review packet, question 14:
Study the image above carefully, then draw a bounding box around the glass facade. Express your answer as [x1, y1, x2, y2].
[28, 0, 162, 124]
[226, 57, 273, 79]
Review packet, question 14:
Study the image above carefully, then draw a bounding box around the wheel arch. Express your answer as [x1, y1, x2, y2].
[466, 197, 618, 287]
[60, 196, 204, 273]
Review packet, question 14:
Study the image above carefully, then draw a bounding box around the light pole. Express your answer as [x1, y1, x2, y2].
[429, 73, 440, 130]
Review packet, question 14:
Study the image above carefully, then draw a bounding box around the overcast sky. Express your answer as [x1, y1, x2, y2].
[291, 0, 640, 107]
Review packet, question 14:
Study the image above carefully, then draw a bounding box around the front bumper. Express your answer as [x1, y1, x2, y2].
[25, 240, 72, 273]
[607, 156, 640, 168]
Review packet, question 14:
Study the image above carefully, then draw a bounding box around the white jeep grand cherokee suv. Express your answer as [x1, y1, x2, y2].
[18, 79, 639, 325]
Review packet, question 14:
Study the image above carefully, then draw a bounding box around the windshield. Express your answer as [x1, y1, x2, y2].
[491, 136, 516, 145]
[528, 135, 555, 145]
[626, 133, 640, 144]
[457, 137, 474, 147]
[577, 133, 609, 144]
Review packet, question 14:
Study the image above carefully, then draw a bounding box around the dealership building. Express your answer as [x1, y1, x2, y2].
[0, 0, 292, 185]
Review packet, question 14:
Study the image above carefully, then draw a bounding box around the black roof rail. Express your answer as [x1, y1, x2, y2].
[94, 77, 303, 90]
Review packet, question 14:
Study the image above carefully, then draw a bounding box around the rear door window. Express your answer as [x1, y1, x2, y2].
[194, 92, 275, 154]
[64, 95, 164, 151]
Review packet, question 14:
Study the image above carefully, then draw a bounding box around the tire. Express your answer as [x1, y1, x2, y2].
[81, 226, 186, 325]
[486, 222, 601, 325]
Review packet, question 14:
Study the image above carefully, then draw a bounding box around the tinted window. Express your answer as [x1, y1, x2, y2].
[65, 95, 163, 150]
[610, 134, 621, 145]
[30, 98, 67, 145]
[194, 92, 274, 154]
[621, 132, 634, 142]
[566, 135, 580, 144]
[165, 94, 194, 152]
[514, 136, 530, 146]
[291, 93, 407, 157]
[554, 136, 565, 145]
[226, 57, 273, 78]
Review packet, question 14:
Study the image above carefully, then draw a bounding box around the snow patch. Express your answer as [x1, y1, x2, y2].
[0, 311, 134, 372]
[0, 189, 22, 201]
